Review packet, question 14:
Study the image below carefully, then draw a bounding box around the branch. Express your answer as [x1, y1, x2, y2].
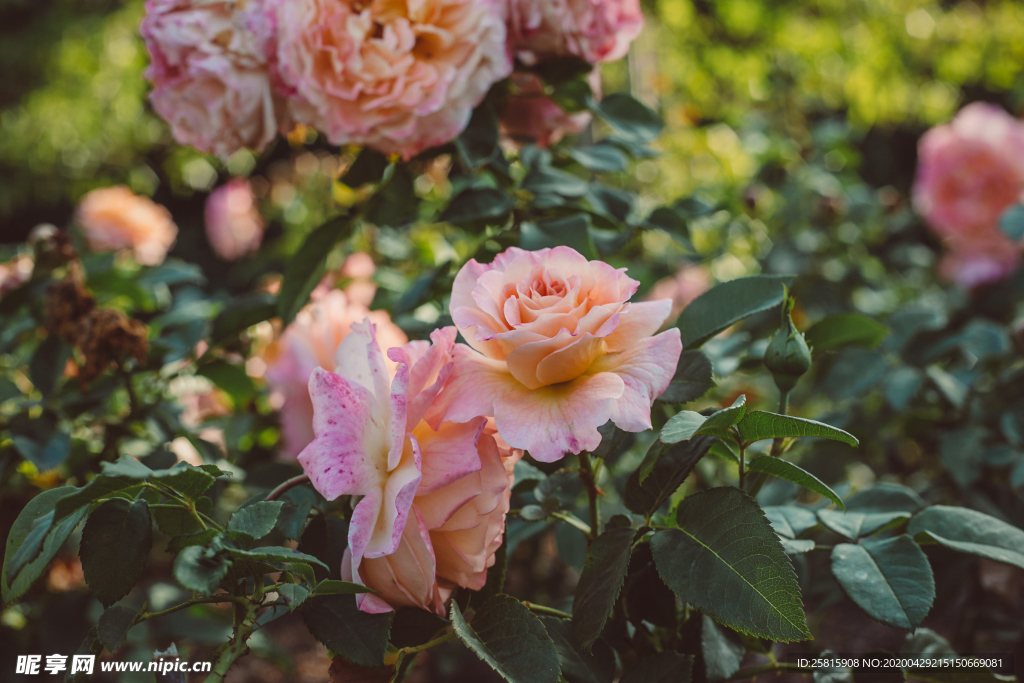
[265, 474, 311, 502]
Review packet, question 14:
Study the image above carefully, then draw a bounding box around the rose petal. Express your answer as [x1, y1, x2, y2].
[415, 417, 487, 497]
[604, 299, 672, 352]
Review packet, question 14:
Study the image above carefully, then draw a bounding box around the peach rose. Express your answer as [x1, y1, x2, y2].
[913, 103, 1024, 287]
[0, 254, 33, 296]
[76, 186, 178, 266]
[300, 323, 516, 614]
[141, 0, 287, 158]
[433, 246, 681, 462]
[646, 263, 712, 322]
[265, 0, 512, 159]
[205, 178, 265, 261]
[500, 70, 599, 148]
[505, 0, 644, 66]
[263, 289, 407, 458]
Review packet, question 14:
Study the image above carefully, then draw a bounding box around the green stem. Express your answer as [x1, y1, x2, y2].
[577, 452, 600, 541]
[550, 511, 592, 536]
[206, 591, 259, 682]
[738, 442, 747, 489]
[265, 474, 310, 502]
[746, 388, 791, 499]
[522, 602, 572, 619]
[400, 630, 456, 656]
[724, 662, 811, 681]
[136, 596, 246, 624]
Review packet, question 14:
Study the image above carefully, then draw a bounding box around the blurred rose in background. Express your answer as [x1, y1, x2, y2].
[205, 177, 265, 261]
[75, 186, 178, 265]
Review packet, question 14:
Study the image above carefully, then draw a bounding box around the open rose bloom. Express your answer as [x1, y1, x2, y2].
[434, 246, 681, 462]
[76, 186, 178, 266]
[299, 322, 518, 614]
[912, 103, 1024, 288]
[500, 69, 601, 148]
[505, 0, 644, 65]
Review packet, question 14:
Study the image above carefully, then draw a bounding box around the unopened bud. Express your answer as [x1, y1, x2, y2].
[764, 296, 811, 392]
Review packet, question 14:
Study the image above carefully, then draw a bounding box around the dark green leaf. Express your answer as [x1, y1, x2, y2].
[658, 411, 707, 446]
[209, 293, 276, 346]
[365, 165, 419, 227]
[659, 350, 715, 404]
[907, 505, 1024, 570]
[31, 335, 71, 397]
[623, 434, 717, 516]
[278, 215, 354, 325]
[824, 348, 888, 401]
[884, 367, 923, 410]
[97, 603, 143, 652]
[80, 498, 154, 607]
[572, 526, 634, 651]
[226, 545, 329, 569]
[151, 462, 216, 500]
[154, 496, 212, 536]
[938, 428, 984, 488]
[651, 487, 810, 641]
[394, 261, 448, 315]
[805, 313, 889, 353]
[846, 484, 925, 514]
[313, 580, 374, 595]
[817, 509, 910, 540]
[166, 529, 219, 554]
[520, 215, 597, 260]
[542, 617, 615, 683]
[457, 101, 501, 168]
[342, 148, 389, 186]
[173, 543, 231, 595]
[441, 188, 515, 226]
[568, 144, 628, 173]
[701, 615, 745, 681]
[12, 431, 71, 471]
[999, 204, 1024, 241]
[228, 501, 285, 540]
[196, 359, 256, 405]
[592, 94, 663, 143]
[697, 395, 747, 438]
[678, 275, 790, 348]
[450, 596, 560, 683]
[621, 652, 693, 683]
[6, 510, 55, 582]
[746, 457, 845, 509]
[278, 583, 310, 611]
[532, 56, 593, 84]
[830, 535, 934, 630]
[299, 514, 348, 583]
[762, 506, 819, 539]
[737, 411, 858, 447]
[2, 487, 86, 604]
[301, 594, 393, 668]
[550, 78, 595, 114]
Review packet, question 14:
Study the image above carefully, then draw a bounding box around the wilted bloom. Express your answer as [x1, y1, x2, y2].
[141, 0, 287, 158]
[76, 186, 178, 266]
[505, 0, 644, 66]
[265, 0, 512, 159]
[434, 246, 682, 462]
[300, 323, 516, 614]
[263, 289, 407, 459]
[646, 263, 711, 322]
[205, 178, 265, 260]
[913, 102, 1024, 287]
[500, 70, 599, 148]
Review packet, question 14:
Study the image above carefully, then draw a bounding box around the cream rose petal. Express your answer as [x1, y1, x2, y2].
[590, 328, 682, 432]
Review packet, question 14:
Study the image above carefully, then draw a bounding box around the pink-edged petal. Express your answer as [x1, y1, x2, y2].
[415, 417, 486, 496]
[387, 326, 457, 430]
[347, 485, 385, 566]
[427, 344, 508, 427]
[298, 368, 384, 501]
[365, 433, 423, 559]
[604, 299, 673, 352]
[492, 372, 626, 462]
[334, 318, 391, 418]
[451, 305, 508, 358]
[590, 328, 682, 432]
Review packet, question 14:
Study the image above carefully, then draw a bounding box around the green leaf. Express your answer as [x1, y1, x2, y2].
[173, 543, 231, 595]
[301, 594, 393, 668]
[659, 411, 707, 446]
[568, 144, 628, 173]
[278, 583, 310, 611]
[701, 614, 745, 680]
[621, 652, 694, 683]
[79, 498, 154, 607]
[541, 617, 616, 683]
[906, 505, 1024, 570]
[209, 293, 276, 346]
[441, 188, 514, 226]
[6, 510, 55, 582]
[31, 334, 71, 397]
[572, 526, 634, 651]
[520, 215, 597, 260]
[341, 148, 389, 186]
[805, 313, 889, 353]
[313, 580, 374, 595]
[226, 545, 329, 570]
[278, 215, 354, 325]
[697, 395, 747, 438]
[737, 411, 858, 447]
[830, 535, 934, 630]
[12, 432, 72, 471]
[846, 483, 925, 514]
[196, 359, 256, 405]
[658, 350, 715, 404]
[154, 496, 212, 536]
[228, 501, 285, 540]
[450, 596, 560, 683]
[592, 94, 663, 143]
[151, 462, 216, 500]
[623, 434, 717, 516]
[166, 528, 219, 554]
[999, 204, 1024, 241]
[678, 275, 790, 348]
[644, 400, 744, 483]
[522, 167, 589, 198]
[817, 509, 910, 540]
[97, 603, 143, 652]
[762, 506, 819, 539]
[2, 487, 86, 603]
[365, 165, 419, 227]
[651, 487, 810, 642]
[456, 101, 501, 168]
[746, 457, 845, 510]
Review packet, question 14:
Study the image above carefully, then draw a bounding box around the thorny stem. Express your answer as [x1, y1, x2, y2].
[135, 596, 247, 624]
[577, 452, 600, 542]
[265, 473, 311, 502]
[746, 388, 791, 499]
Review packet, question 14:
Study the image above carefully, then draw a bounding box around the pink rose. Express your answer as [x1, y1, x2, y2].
[263, 289, 407, 459]
[913, 103, 1024, 286]
[76, 186, 178, 266]
[505, 0, 644, 66]
[500, 70, 599, 148]
[141, 0, 287, 158]
[646, 263, 712, 322]
[265, 0, 512, 160]
[300, 323, 516, 614]
[205, 178, 265, 261]
[433, 246, 682, 462]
